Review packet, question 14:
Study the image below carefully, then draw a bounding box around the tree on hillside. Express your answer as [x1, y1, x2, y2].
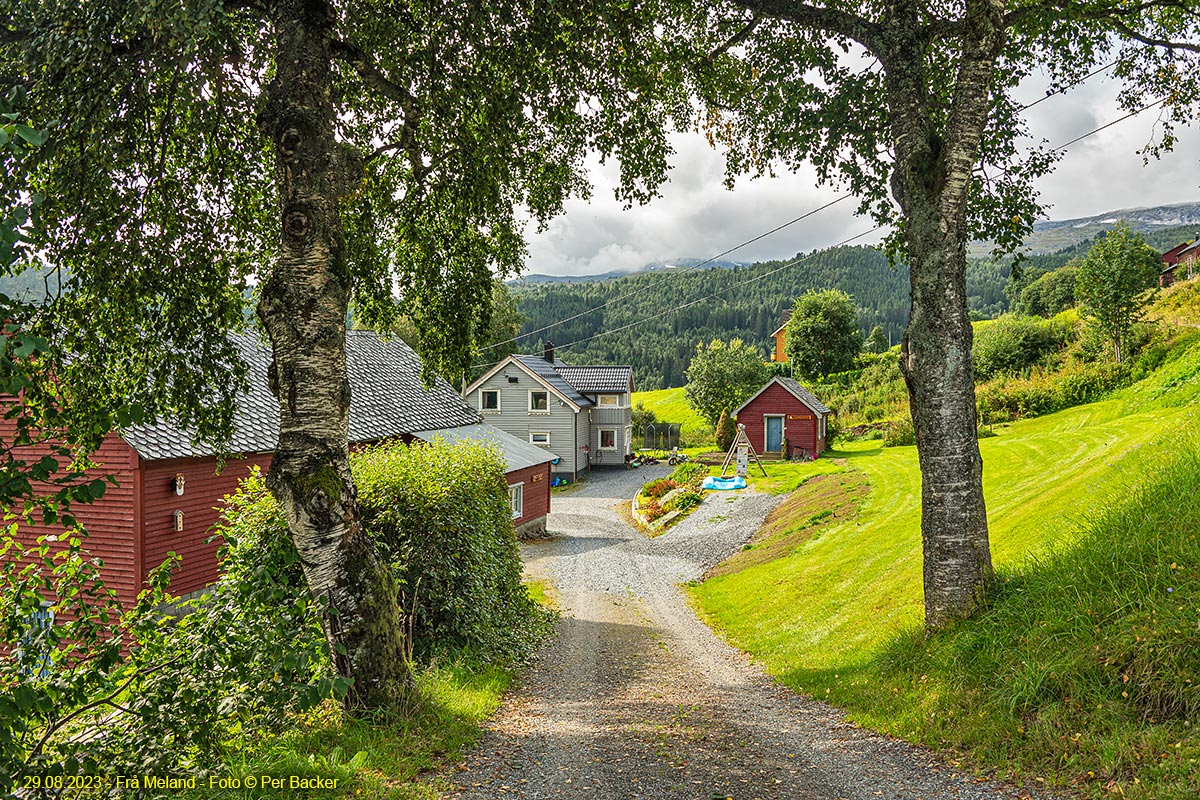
[685, 339, 769, 427]
[865, 325, 890, 354]
[1017, 265, 1079, 318]
[8, 1, 700, 710]
[697, 1, 1199, 627]
[631, 402, 658, 440]
[1075, 225, 1161, 363]
[785, 289, 861, 380]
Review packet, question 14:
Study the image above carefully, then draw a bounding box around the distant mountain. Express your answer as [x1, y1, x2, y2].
[515, 257, 746, 284]
[974, 201, 1200, 255]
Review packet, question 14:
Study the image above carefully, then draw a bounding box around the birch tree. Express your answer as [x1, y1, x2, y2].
[4, 0, 697, 710]
[698, 0, 1199, 627]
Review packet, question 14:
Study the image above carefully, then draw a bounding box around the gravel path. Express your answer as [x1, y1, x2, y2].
[443, 467, 1053, 800]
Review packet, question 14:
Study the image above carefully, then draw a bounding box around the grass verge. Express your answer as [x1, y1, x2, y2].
[691, 350, 1200, 797]
[631, 387, 713, 446]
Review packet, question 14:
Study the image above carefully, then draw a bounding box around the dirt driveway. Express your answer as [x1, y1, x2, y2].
[442, 467, 1050, 800]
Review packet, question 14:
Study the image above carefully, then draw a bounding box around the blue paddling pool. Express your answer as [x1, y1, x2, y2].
[701, 475, 747, 491]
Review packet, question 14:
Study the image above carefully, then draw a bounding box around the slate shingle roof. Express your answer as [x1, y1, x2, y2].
[556, 365, 634, 395]
[774, 377, 831, 415]
[513, 355, 593, 408]
[121, 332, 481, 461]
[734, 376, 831, 416]
[410, 423, 556, 472]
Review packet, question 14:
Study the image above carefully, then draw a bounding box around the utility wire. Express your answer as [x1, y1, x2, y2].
[514, 92, 1167, 363]
[479, 61, 1128, 365]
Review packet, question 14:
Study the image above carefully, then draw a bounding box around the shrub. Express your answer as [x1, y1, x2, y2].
[669, 462, 707, 487]
[670, 490, 705, 512]
[641, 478, 679, 500]
[353, 439, 549, 665]
[825, 414, 842, 447]
[715, 408, 737, 452]
[882, 417, 916, 447]
[975, 361, 1133, 423]
[972, 315, 1072, 381]
[863, 405, 883, 422]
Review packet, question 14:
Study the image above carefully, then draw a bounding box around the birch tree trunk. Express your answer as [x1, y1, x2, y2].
[257, 0, 410, 710]
[884, 0, 1004, 628]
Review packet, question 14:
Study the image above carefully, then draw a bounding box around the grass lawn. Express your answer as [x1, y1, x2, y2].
[691, 339, 1200, 797]
[631, 386, 712, 446]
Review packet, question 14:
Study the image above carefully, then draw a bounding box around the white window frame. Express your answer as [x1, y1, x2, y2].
[529, 431, 551, 446]
[479, 389, 501, 413]
[599, 428, 618, 451]
[509, 483, 524, 519]
[528, 390, 549, 414]
[597, 394, 621, 407]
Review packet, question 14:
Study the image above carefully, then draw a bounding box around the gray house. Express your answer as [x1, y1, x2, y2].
[464, 344, 634, 481]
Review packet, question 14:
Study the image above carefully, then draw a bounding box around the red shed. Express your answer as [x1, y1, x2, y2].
[7, 332, 550, 609]
[734, 377, 832, 459]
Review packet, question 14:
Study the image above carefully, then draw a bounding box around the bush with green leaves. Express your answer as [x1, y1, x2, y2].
[971, 315, 1073, 381]
[668, 462, 707, 487]
[669, 490, 704, 512]
[976, 361, 1133, 422]
[715, 408, 736, 452]
[882, 417, 916, 447]
[0, 469, 337, 794]
[353, 438, 549, 665]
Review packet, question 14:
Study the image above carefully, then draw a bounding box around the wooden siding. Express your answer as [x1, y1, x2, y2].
[736, 382, 827, 457]
[589, 402, 633, 462]
[140, 453, 273, 598]
[506, 462, 550, 527]
[4, 431, 142, 608]
[772, 329, 788, 362]
[472, 364, 583, 476]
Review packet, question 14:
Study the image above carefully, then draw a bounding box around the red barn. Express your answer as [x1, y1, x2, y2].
[8, 332, 551, 609]
[734, 377, 831, 459]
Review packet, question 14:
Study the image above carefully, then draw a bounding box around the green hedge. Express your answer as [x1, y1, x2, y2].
[353, 439, 550, 665]
[976, 361, 1132, 422]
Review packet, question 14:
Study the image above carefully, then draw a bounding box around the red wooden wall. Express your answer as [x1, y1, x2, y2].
[140, 453, 273, 598]
[507, 462, 550, 527]
[737, 382, 826, 457]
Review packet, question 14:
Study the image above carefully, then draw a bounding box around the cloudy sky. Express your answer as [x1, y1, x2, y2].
[524, 70, 1200, 277]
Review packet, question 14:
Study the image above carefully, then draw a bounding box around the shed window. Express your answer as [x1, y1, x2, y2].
[480, 390, 500, 411]
[509, 483, 524, 519]
[530, 431, 551, 446]
[599, 429, 617, 450]
[529, 391, 549, 412]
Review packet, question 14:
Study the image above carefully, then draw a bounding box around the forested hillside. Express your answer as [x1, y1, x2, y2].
[512, 222, 1199, 390]
[511, 245, 1006, 389]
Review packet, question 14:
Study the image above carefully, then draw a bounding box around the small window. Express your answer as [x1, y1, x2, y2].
[597, 394, 620, 407]
[530, 431, 550, 446]
[509, 483, 524, 519]
[599, 429, 617, 450]
[480, 390, 500, 412]
[529, 391, 549, 412]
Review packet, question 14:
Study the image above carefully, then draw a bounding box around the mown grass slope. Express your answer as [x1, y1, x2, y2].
[631, 386, 713, 445]
[691, 336, 1200, 798]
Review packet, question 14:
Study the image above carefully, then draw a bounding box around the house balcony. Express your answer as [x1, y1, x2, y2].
[591, 407, 631, 426]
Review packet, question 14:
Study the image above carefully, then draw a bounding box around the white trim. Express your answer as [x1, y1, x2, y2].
[508, 482, 524, 519]
[734, 376, 827, 417]
[528, 389, 550, 414]
[529, 431, 551, 446]
[770, 322, 788, 337]
[479, 388, 501, 414]
[598, 427, 618, 451]
[463, 355, 583, 412]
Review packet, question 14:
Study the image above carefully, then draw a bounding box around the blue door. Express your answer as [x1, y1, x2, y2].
[765, 416, 784, 452]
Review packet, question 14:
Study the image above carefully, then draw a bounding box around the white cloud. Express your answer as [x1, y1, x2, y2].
[524, 73, 1199, 277]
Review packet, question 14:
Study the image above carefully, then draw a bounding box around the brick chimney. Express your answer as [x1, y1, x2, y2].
[544, 341, 555, 363]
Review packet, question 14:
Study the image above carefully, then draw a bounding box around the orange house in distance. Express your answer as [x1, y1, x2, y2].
[770, 310, 791, 362]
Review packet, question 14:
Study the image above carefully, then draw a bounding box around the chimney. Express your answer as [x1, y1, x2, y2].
[544, 341, 555, 363]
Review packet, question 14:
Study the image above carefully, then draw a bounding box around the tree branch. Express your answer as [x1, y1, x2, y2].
[1109, 18, 1200, 53]
[707, 13, 762, 61]
[329, 38, 416, 113]
[725, 0, 883, 55]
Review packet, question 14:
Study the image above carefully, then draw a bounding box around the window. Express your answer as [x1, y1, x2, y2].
[529, 390, 549, 412]
[509, 483, 524, 519]
[598, 394, 620, 407]
[599, 428, 617, 450]
[529, 431, 551, 446]
[480, 390, 500, 412]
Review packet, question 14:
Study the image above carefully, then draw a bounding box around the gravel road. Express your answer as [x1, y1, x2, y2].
[443, 467, 1053, 800]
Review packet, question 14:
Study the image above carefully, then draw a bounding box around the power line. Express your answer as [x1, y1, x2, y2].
[509, 94, 1167, 363]
[483, 62, 1128, 364]
[479, 192, 855, 355]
